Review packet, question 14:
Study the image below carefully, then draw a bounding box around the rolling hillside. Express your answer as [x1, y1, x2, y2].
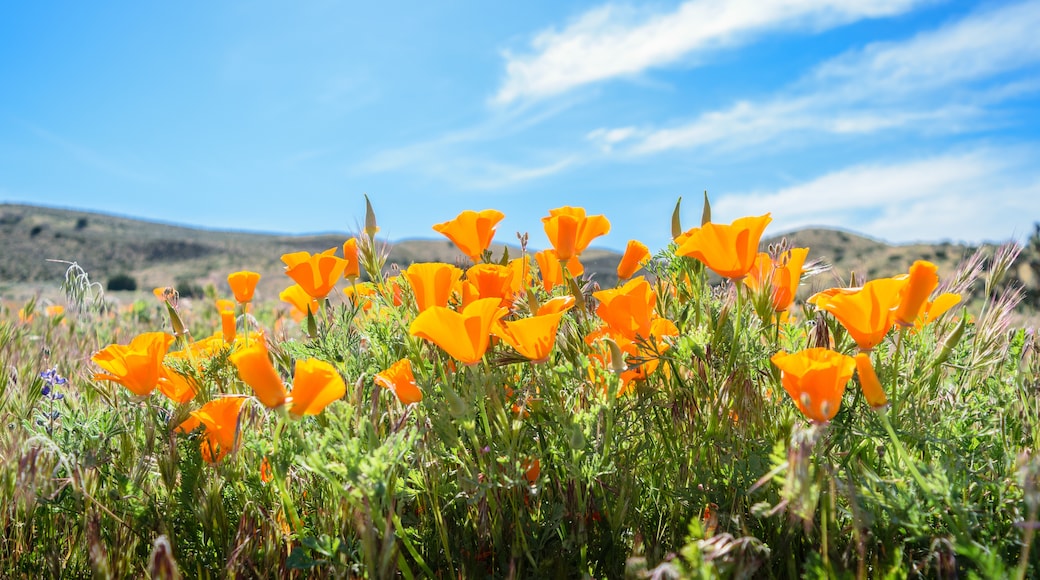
[1, 203, 1035, 319]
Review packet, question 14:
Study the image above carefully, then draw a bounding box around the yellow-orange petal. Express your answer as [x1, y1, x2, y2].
[409, 297, 507, 365]
[343, 238, 361, 280]
[404, 262, 463, 313]
[176, 396, 248, 463]
[374, 358, 422, 404]
[493, 311, 567, 363]
[854, 352, 887, 409]
[229, 342, 288, 408]
[894, 260, 939, 327]
[617, 240, 651, 280]
[771, 348, 855, 423]
[158, 366, 199, 404]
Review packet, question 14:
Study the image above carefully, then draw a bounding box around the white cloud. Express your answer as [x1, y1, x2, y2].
[494, 0, 929, 104]
[607, 0, 1040, 154]
[713, 150, 1040, 243]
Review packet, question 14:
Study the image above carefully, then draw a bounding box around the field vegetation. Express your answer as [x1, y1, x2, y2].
[1, 197, 1039, 578]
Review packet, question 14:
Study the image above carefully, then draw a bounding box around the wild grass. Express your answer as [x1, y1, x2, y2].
[1, 200, 1038, 578]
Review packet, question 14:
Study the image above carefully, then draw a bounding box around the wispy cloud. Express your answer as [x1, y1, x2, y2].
[494, 0, 929, 105]
[358, 142, 576, 190]
[26, 124, 159, 184]
[714, 149, 1040, 243]
[352, 96, 585, 190]
[595, 0, 1040, 154]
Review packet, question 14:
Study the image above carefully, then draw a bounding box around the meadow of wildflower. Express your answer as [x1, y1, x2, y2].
[1, 195, 1037, 578]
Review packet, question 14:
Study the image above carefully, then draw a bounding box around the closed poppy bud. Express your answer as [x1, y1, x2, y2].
[228, 271, 261, 303]
[364, 193, 380, 239]
[895, 260, 939, 327]
[343, 238, 361, 281]
[289, 358, 346, 416]
[374, 358, 422, 405]
[229, 342, 288, 409]
[217, 299, 236, 343]
[617, 240, 650, 280]
[854, 353, 887, 410]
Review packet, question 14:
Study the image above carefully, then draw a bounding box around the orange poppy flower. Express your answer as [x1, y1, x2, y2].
[92, 331, 176, 396]
[432, 209, 506, 263]
[227, 271, 261, 303]
[176, 396, 248, 463]
[461, 263, 515, 308]
[374, 358, 422, 404]
[409, 297, 508, 365]
[894, 260, 939, 327]
[283, 248, 348, 300]
[818, 277, 908, 351]
[771, 348, 856, 423]
[343, 238, 361, 281]
[280, 283, 320, 322]
[492, 302, 572, 363]
[593, 276, 656, 341]
[675, 214, 772, 279]
[216, 299, 236, 343]
[541, 206, 611, 261]
[854, 352, 887, 410]
[914, 292, 961, 331]
[228, 342, 288, 409]
[744, 247, 809, 312]
[45, 304, 65, 318]
[289, 358, 346, 416]
[158, 365, 199, 404]
[534, 249, 584, 293]
[403, 262, 463, 313]
[617, 240, 651, 280]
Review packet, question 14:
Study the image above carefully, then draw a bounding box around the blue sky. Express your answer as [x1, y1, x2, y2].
[2, 1, 1039, 253]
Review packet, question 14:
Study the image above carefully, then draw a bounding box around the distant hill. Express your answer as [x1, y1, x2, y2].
[1, 203, 1036, 321]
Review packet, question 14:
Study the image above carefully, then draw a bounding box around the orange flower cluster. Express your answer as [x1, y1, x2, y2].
[773, 259, 961, 423]
[86, 197, 967, 472]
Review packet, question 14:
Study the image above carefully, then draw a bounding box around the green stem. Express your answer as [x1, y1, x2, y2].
[879, 411, 931, 494]
[727, 279, 743, 374]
